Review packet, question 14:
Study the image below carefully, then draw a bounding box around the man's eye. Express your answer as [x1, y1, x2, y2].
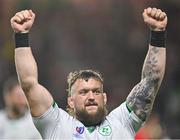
[79, 90, 87, 95]
[94, 90, 101, 94]
[95, 90, 101, 93]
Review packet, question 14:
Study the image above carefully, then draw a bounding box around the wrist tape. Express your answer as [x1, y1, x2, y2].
[150, 30, 166, 47]
[15, 33, 29, 48]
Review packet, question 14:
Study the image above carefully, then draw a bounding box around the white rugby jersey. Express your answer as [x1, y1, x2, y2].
[0, 110, 42, 139]
[33, 102, 143, 139]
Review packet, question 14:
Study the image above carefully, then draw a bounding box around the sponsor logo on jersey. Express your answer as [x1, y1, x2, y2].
[73, 126, 84, 139]
[76, 126, 84, 134]
[98, 125, 112, 136]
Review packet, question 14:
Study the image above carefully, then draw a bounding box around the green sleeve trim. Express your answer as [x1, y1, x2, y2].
[125, 101, 144, 132]
[125, 102, 133, 113]
[52, 100, 57, 108]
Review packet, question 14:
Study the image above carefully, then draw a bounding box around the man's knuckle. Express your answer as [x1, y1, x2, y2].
[144, 18, 148, 23]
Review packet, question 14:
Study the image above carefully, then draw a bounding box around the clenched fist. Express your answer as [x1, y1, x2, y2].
[10, 10, 35, 33]
[143, 7, 167, 31]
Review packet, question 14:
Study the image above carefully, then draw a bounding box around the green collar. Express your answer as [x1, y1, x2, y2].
[87, 126, 96, 133]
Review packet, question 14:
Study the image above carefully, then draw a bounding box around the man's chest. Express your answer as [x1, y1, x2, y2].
[53, 119, 132, 139]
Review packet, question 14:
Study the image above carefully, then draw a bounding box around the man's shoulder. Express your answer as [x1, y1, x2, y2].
[21, 111, 34, 121]
[106, 102, 129, 122]
[33, 102, 73, 122]
[0, 110, 6, 116]
[0, 110, 7, 121]
[108, 102, 127, 115]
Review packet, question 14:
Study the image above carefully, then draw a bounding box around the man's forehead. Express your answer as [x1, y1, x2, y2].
[72, 78, 102, 90]
[75, 78, 101, 84]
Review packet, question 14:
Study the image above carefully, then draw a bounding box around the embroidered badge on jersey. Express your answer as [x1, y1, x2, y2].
[98, 125, 112, 136]
[76, 126, 84, 134]
[73, 126, 84, 139]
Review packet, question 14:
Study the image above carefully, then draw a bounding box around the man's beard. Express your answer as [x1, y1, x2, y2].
[11, 104, 28, 118]
[75, 105, 108, 127]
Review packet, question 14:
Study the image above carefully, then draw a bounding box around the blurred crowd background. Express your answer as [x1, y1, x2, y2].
[0, 0, 179, 139]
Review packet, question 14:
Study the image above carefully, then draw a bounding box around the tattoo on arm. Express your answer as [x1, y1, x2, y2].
[127, 47, 163, 121]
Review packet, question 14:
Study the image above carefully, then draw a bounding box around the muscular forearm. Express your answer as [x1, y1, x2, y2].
[126, 44, 166, 122]
[142, 45, 166, 85]
[15, 47, 38, 91]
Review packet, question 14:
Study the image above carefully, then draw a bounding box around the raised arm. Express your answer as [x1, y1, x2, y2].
[126, 8, 167, 122]
[11, 10, 53, 117]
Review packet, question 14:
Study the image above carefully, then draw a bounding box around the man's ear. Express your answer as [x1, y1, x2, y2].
[67, 96, 74, 109]
[103, 93, 107, 105]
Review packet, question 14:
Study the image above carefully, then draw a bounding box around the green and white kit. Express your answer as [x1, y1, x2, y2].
[33, 102, 143, 139]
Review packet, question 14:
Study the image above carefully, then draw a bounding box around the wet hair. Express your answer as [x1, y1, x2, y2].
[3, 76, 19, 96]
[67, 69, 104, 96]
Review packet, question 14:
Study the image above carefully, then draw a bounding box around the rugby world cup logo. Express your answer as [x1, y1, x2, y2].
[76, 126, 84, 134]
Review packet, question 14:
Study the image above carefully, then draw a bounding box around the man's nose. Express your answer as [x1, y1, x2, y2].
[87, 91, 95, 100]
